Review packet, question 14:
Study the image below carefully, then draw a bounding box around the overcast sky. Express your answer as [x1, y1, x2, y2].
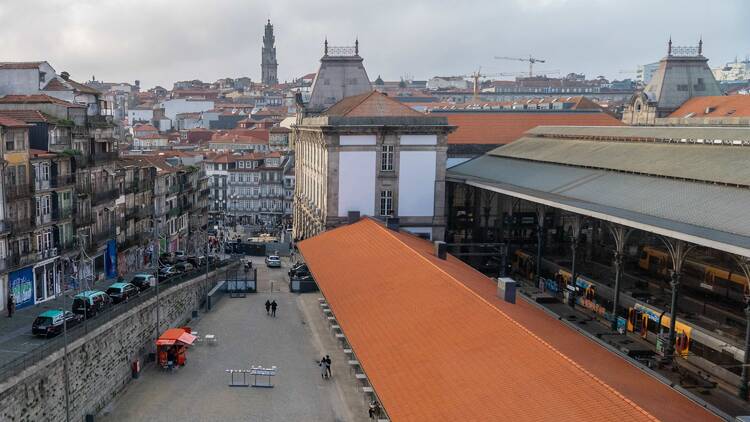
[0, 0, 747, 89]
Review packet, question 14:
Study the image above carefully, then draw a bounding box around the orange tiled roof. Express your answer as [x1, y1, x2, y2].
[324, 91, 425, 117]
[669, 95, 750, 118]
[0, 115, 30, 128]
[0, 110, 51, 123]
[0, 94, 83, 107]
[444, 112, 623, 145]
[298, 218, 660, 422]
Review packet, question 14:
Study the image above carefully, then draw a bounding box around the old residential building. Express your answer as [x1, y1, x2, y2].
[293, 90, 454, 241]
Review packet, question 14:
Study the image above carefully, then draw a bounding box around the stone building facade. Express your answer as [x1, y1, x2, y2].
[622, 39, 723, 125]
[293, 91, 454, 241]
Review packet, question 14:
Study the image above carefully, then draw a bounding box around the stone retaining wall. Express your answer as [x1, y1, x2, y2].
[0, 265, 234, 422]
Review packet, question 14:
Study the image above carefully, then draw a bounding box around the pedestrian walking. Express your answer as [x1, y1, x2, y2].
[324, 355, 332, 378]
[6, 294, 14, 318]
[265, 299, 271, 315]
[319, 356, 328, 379]
[368, 401, 381, 419]
[270, 300, 277, 317]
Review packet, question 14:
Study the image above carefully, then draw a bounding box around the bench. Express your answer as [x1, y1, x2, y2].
[331, 325, 341, 332]
[205, 334, 217, 345]
[323, 308, 332, 315]
[318, 297, 326, 303]
[320, 302, 329, 308]
[327, 316, 336, 322]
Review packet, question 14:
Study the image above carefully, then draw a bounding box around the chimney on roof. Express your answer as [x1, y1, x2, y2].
[434, 241, 447, 260]
[60, 71, 70, 81]
[347, 211, 360, 224]
[386, 217, 399, 232]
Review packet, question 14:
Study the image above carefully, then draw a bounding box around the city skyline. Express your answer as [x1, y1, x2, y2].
[0, 0, 747, 88]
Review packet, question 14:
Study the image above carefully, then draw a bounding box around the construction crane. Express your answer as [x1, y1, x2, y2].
[459, 68, 505, 100]
[494, 55, 546, 77]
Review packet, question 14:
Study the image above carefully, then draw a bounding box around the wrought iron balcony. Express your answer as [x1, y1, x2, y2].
[167, 206, 182, 219]
[91, 229, 115, 245]
[36, 247, 59, 261]
[58, 238, 76, 253]
[35, 213, 53, 226]
[6, 184, 33, 200]
[7, 250, 36, 270]
[53, 206, 73, 220]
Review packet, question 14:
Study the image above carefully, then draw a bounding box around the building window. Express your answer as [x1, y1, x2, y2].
[238, 161, 245, 168]
[381, 145, 394, 171]
[379, 190, 393, 216]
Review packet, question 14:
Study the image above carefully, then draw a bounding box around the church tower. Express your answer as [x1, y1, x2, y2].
[261, 20, 278, 85]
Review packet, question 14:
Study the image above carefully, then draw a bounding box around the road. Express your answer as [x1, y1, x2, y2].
[0, 256, 235, 377]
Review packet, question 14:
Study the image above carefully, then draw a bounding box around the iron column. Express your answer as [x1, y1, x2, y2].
[741, 304, 750, 400]
[666, 269, 681, 359]
[611, 251, 624, 331]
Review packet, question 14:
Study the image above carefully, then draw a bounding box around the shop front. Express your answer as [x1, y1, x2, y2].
[33, 258, 61, 304]
[9, 267, 34, 310]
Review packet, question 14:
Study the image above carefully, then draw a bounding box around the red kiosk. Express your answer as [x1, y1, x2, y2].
[156, 328, 197, 369]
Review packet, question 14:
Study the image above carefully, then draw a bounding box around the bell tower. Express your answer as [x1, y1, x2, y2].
[261, 20, 278, 85]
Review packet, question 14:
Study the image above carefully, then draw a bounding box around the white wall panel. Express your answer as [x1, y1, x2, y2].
[340, 135, 376, 146]
[398, 151, 436, 217]
[338, 151, 376, 217]
[400, 134, 437, 145]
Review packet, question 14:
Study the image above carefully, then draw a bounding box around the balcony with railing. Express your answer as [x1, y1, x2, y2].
[118, 232, 148, 250]
[36, 247, 59, 261]
[91, 228, 115, 246]
[35, 213, 53, 226]
[92, 187, 119, 206]
[8, 217, 34, 235]
[51, 174, 75, 188]
[6, 184, 33, 200]
[53, 206, 73, 220]
[7, 250, 36, 270]
[58, 238, 76, 253]
[167, 206, 182, 219]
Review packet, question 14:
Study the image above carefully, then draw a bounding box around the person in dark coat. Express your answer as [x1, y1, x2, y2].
[265, 300, 271, 315]
[7, 294, 14, 318]
[324, 355, 331, 377]
[270, 300, 277, 317]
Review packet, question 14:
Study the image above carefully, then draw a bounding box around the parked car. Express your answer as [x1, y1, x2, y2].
[106, 282, 140, 304]
[174, 251, 187, 262]
[289, 262, 309, 278]
[265, 255, 281, 268]
[174, 262, 194, 273]
[72, 290, 112, 318]
[32, 310, 83, 338]
[158, 266, 180, 282]
[187, 255, 206, 268]
[130, 273, 155, 292]
[160, 252, 175, 265]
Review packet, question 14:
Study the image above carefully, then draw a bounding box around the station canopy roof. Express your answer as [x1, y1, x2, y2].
[448, 125, 750, 256]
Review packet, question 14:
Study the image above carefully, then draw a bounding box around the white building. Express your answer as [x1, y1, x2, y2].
[713, 58, 750, 81]
[158, 99, 215, 121]
[427, 76, 470, 91]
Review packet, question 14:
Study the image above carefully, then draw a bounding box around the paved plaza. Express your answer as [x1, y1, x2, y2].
[99, 257, 368, 422]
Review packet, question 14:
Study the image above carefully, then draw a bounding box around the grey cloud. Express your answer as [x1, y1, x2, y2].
[0, 0, 746, 88]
